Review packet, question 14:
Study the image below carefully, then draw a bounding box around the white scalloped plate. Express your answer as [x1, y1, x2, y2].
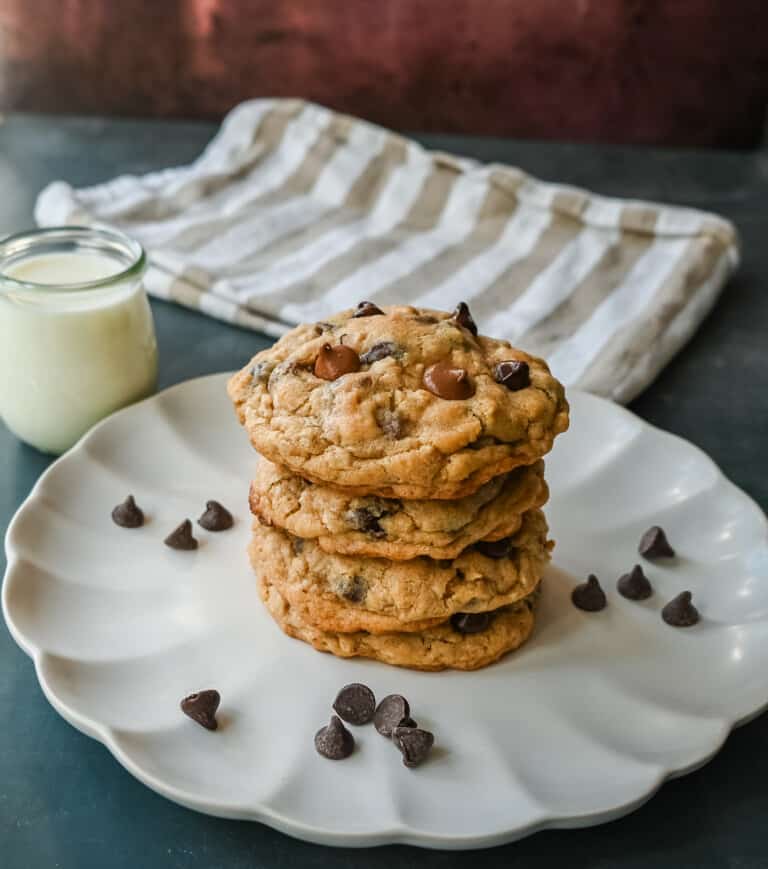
[3, 374, 767, 849]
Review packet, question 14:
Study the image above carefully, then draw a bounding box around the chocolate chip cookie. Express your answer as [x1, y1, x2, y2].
[228, 305, 569, 499]
[249, 458, 547, 560]
[248, 508, 551, 634]
[259, 576, 539, 671]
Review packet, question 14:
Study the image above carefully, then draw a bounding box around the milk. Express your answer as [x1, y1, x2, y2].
[0, 243, 158, 454]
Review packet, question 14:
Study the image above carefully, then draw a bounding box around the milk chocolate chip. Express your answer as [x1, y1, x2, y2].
[314, 343, 361, 380]
[450, 301, 478, 335]
[352, 301, 384, 318]
[111, 495, 144, 528]
[495, 360, 530, 391]
[423, 362, 475, 400]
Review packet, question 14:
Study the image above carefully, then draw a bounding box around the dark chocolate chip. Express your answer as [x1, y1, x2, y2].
[374, 694, 411, 737]
[332, 683, 376, 725]
[376, 408, 404, 438]
[314, 343, 361, 380]
[198, 500, 233, 532]
[360, 341, 400, 365]
[662, 591, 700, 627]
[400, 716, 417, 729]
[290, 536, 305, 555]
[617, 564, 653, 600]
[164, 519, 198, 550]
[474, 537, 512, 559]
[571, 574, 607, 612]
[495, 360, 530, 391]
[392, 726, 435, 768]
[346, 507, 386, 538]
[314, 715, 354, 759]
[180, 689, 220, 730]
[337, 575, 367, 603]
[639, 526, 675, 559]
[352, 301, 385, 318]
[450, 611, 492, 634]
[413, 314, 438, 324]
[423, 361, 475, 400]
[111, 495, 144, 528]
[450, 301, 478, 335]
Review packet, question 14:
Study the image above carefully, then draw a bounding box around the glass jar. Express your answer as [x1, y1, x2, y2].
[0, 226, 158, 454]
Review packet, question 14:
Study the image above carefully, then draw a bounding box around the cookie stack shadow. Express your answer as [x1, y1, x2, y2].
[228, 304, 569, 671]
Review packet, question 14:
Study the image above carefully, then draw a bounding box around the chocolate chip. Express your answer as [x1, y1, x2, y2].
[374, 694, 411, 737]
[639, 526, 675, 559]
[164, 519, 198, 550]
[314, 322, 335, 334]
[352, 301, 384, 318]
[423, 362, 475, 400]
[450, 611, 492, 634]
[474, 537, 512, 559]
[392, 726, 434, 768]
[332, 683, 376, 725]
[337, 575, 367, 603]
[197, 500, 233, 532]
[290, 536, 305, 555]
[450, 301, 478, 335]
[401, 716, 418, 729]
[571, 574, 607, 611]
[413, 314, 438, 324]
[617, 564, 653, 600]
[111, 495, 144, 528]
[376, 408, 404, 438]
[314, 715, 354, 759]
[314, 343, 361, 380]
[495, 360, 530, 391]
[346, 506, 386, 538]
[662, 591, 700, 627]
[180, 689, 220, 730]
[360, 341, 400, 365]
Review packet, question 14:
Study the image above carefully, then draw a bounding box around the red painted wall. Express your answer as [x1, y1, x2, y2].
[1, 0, 766, 146]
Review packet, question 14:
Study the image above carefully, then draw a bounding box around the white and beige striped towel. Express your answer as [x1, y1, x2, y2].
[36, 99, 739, 402]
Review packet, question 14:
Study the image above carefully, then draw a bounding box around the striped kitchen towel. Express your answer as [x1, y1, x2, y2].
[35, 99, 739, 403]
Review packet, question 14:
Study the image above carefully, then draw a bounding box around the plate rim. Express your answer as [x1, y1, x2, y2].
[3, 372, 767, 849]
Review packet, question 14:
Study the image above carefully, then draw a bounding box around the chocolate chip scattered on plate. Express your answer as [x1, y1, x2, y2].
[374, 694, 411, 737]
[617, 564, 653, 600]
[180, 689, 220, 730]
[333, 683, 376, 726]
[639, 525, 675, 559]
[315, 715, 355, 760]
[392, 726, 435, 768]
[662, 591, 700, 627]
[571, 574, 607, 611]
[164, 519, 198, 550]
[198, 500, 233, 532]
[111, 494, 144, 528]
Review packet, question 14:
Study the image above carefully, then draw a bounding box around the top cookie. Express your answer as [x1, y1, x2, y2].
[228, 302, 569, 499]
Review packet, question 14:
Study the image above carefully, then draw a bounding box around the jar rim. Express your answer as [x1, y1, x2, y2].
[0, 225, 146, 294]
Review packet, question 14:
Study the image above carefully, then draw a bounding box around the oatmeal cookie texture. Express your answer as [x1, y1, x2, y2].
[228, 304, 568, 499]
[249, 508, 551, 634]
[249, 458, 547, 560]
[230, 301, 566, 671]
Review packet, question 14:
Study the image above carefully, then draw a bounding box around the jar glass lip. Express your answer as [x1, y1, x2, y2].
[0, 225, 146, 294]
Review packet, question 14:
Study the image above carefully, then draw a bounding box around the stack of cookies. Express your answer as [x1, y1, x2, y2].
[228, 303, 569, 671]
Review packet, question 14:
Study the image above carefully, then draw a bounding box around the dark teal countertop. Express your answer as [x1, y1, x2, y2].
[1, 114, 766, 868]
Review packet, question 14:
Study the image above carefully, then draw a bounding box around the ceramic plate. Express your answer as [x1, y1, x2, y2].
[3, 374, 767, 848]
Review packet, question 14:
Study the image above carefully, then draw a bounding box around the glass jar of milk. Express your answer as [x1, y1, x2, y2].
[0, 226, 158, 454]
